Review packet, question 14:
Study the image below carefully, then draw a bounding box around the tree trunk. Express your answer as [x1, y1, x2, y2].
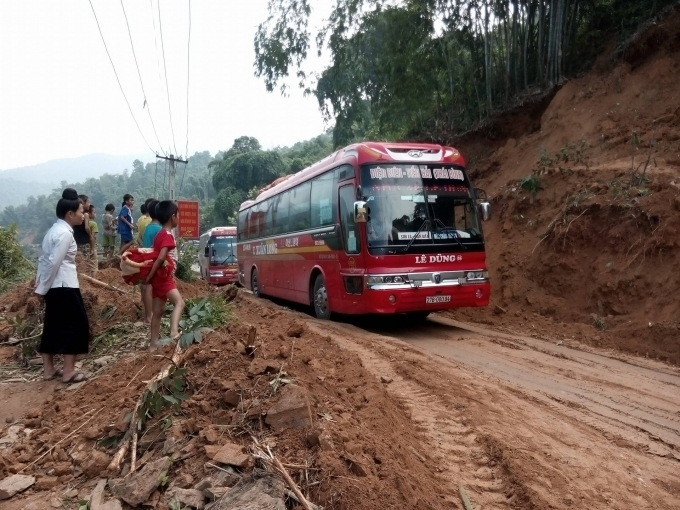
[538, 0, 545, 84]
[484, 0, 493, 115]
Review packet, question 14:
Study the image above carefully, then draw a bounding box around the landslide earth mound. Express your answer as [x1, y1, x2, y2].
[450, 5, 680, 364]
[0, 289, 445, 510]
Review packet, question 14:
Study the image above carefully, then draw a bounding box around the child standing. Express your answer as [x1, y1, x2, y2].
[145, 200, 184, 350]
[118, 194, 135, 255]
[101, 204, 117, 260]
[137, 199, 153, 246]
[87, 205, 99, 277]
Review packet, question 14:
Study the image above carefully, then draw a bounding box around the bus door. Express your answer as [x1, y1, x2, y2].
[337, 184, 366, 303]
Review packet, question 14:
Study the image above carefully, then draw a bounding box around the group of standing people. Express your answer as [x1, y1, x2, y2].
[34, 189, 185, 384]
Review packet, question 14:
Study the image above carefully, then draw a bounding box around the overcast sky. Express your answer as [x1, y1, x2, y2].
[0, 0, 330, 170]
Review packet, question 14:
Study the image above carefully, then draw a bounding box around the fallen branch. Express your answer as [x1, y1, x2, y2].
[252, 439, 316, 510]
[130, 340, 184, 473]
[459, 485, 474, 510]
[561, 209, 588, 250]
[79, 273, 130, 295]
[20, 407, 104, 473]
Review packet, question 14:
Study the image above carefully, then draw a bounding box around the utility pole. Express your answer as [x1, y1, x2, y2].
[156, 154, 188, 201]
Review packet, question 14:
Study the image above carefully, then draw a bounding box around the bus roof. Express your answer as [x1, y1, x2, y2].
[239, 141, 465, 211]
[204, 226, 236, 237]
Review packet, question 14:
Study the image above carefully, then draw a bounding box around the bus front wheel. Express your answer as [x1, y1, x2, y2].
[251, 268, 261, 298]
[312, 275, 332, 320]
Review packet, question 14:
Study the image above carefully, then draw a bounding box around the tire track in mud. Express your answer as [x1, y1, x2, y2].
[397, 318, 680, 463]
[308, 321, 540, 509]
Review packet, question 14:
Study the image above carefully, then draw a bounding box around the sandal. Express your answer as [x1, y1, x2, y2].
[43, 369, 63, 381]
[63, 372, 89, 384]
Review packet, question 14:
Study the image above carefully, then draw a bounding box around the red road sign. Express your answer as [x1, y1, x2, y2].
[177, 200, 200, 239]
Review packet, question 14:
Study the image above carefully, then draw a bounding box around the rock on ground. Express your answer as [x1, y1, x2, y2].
[207, 471, 285, 510]
[265, 384, 313, 431]
[0, 474, 35, 500]
[204, 443, 251, 468]
[110, 456, 171, 506]
[166, 488, 205, 509]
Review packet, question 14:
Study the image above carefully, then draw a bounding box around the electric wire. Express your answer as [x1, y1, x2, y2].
[157, 0, 178, 157]
[185, 0, 191, 160]
[149, 0, 168, 140]
[120, 0, 167, 157]
[87, 0, 156, 155]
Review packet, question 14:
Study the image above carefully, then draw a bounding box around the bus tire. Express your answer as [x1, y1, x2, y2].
[251, 268, 262, 298]
[312, 274, 332, 320]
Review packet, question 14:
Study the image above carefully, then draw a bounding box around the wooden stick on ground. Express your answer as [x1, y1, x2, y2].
[79, 273, 130, 294]
[126, 340, 184, 474]
[459, 485, 474, 510]
[251, 439, 315, 510]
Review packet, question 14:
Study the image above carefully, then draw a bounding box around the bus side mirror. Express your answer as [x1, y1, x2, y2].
[204, 246, 210, 257]
[354, 201, 368, 223]
[478, 202, 491, 221]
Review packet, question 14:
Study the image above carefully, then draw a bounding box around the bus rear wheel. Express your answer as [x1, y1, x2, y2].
[251, 268, 261, 298]
[312, 275, 331, 320]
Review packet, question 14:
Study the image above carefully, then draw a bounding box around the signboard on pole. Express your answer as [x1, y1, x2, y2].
[177, 200, 200, 239]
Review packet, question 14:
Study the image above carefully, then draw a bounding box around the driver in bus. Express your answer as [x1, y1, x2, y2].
[368, 207, 397, 244]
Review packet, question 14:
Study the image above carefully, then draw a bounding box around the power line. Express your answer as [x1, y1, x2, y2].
[157, 0, 178, 157]
[149, 0, 167, 138]
[87, 0, 156, 155]
[120, 0, 166, 156]
[185, 0, 191, 160]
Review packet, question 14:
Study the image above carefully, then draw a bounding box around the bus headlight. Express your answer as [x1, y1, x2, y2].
[210, 271, 224, 277]
[466, 271, 488, 281]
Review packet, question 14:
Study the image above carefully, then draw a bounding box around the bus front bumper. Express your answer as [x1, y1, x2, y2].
[352, 282, 490, 314]
[207, 270, 239, 285]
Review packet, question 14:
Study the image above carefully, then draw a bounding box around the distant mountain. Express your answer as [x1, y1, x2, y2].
[0, 152, 149, 209]
[0, 178, 56, 208]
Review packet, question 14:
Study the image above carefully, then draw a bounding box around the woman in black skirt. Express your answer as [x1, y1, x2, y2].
[34, 188, 90, 383]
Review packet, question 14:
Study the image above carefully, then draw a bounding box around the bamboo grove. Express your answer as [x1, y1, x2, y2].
[255, 0, 676, 146]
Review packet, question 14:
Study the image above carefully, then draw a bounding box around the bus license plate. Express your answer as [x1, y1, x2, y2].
[426, 295, 451, 304]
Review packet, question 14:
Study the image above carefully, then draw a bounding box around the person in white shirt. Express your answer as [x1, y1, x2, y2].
[35, 188, 90, 384]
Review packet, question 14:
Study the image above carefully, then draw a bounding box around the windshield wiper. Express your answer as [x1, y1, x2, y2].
[432, 218, 467, 250]
[220, 252, 237, 265]
[401, 219, 430, 253]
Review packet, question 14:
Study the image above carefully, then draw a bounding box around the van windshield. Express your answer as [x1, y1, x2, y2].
[360, 164, 484, 252]
[209, 236, 237, 265]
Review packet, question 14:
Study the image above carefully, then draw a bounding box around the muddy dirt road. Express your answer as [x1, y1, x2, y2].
[258, 296, 680, 509]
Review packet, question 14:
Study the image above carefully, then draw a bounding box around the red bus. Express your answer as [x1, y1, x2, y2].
[198, 226, 239, 285]
[236, 142, 491, 320]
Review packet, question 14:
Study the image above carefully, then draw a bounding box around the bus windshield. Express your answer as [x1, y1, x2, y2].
[360, 164, 484, 252]
[209, 236, 237, 265]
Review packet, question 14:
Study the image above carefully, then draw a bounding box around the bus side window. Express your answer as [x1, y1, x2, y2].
[263, 199, 274, 237]
[289, 182, 311, 232]
[273, 191, 290, 235]
[238, 210, 247, 241]
[311, 169, 338, 228]
[339, 185, 360, 254]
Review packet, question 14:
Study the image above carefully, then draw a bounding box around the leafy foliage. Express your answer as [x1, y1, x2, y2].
[255, 0, 677, 146]
[175, 239, 198, 283]
[521, 173, 542, 203]
[178, 296, 230, 349]
[0, 225, 34, 294]
[138, 366, 190, 430]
